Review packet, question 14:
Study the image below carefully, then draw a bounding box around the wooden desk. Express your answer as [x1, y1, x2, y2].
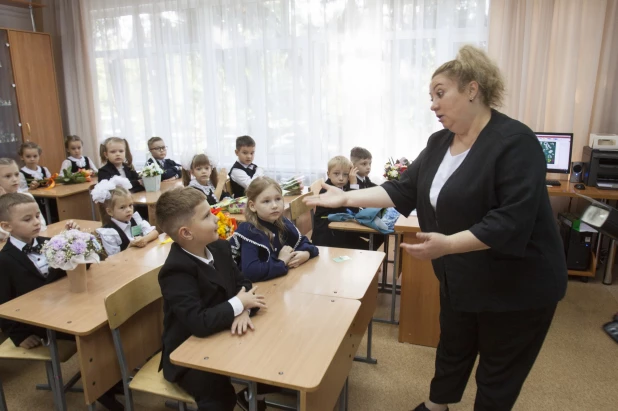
[131, 180, 183, 226]
[171, 247, 383, 411]
[29, 179, 98, 222]
[0, 234, 172, 407]
[547, 182, 618, 200]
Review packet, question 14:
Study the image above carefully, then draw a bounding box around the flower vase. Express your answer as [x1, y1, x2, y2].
[67, 264, 88, 293]
[143, 175, 161, 192]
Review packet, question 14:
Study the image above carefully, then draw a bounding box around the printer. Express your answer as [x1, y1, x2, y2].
[582, 146, 618, 189]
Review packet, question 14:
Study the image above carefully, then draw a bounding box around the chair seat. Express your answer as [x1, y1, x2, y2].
[0, 337, 76, 362]
[129, 352, 195, 404]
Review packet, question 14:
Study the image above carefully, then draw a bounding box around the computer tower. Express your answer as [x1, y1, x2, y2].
[557, 213, 595, 271]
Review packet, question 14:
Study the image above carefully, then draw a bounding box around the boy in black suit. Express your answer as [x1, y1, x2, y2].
[312, 156, 367, 249]
[145, 137, 182, 181]
[156, 187, 268, 411]
[350, 147, 384, 251]
[0, 193, 78, 348]
[228, 135, 265, 198]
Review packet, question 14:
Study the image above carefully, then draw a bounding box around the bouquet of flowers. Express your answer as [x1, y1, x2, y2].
[383, 158, 410, 181]
[209, 208, 238, 240]
[280, 176, 304, 196]
[55, 168, 94, 185]
[41, 229, 102, 270]
[140, 163, 163, 177]
[212, 197, 247, 214]
[25, 173, 59, 189]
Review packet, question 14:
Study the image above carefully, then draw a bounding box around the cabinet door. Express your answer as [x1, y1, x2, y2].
[8, 30, 64, 173]
[0, 29, 23, 161]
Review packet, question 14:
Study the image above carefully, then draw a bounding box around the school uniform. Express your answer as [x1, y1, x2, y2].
[230, 217, 319, 282]
[159, 240, 255, 411]
[228, 161, 265, 198]
[312, 179, 367, 249]
[145, 157, 181, 180]
[19, 165, 51, 184]
[60, 156, 98, 174]
[188, 180, 231, 206]
[95, 212, 154, 256]
[97, 162, 144, 193]
[0, 237, 67, 346]
[18, 167, 57, 222]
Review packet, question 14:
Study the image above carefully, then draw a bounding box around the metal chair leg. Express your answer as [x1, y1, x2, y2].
[47, 329, 67, 411]
[0, 378, 7, 411]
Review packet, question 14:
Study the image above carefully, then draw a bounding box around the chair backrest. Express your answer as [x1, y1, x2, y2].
[310, 178, 324, 196]
[105, 267, 162, 330]
[89, 183, 105, 223]
[224, 179, 232, 195]
[290, 192, 313, 222]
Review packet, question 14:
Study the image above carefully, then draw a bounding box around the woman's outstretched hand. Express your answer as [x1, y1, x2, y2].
[303, 183, 346, 208]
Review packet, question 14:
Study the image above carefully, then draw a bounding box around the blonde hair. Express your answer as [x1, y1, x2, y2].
[245, 177, 287, 247]
[99, 186, 132, 225]
[156, 187, 207, 241]
[181, 154, 220, 187]
[327, 156, 352, 173]
[432, 45, 505, 108]
[0, 158, 17, 167]
[99, 137, 134, 168]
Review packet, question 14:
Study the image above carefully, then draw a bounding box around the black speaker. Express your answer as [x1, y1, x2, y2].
[570, 162, 584, 183]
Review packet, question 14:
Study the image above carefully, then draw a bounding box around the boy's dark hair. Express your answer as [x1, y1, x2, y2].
[147, 137, 164, 149]
[0, 193, 36, 222]
[156, 187, 207, 242]
[19, 141, 43, 156]
[350, 147, 372, 163]
[236, 135, 256, 150]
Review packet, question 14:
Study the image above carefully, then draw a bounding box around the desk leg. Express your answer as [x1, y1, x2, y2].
[380, 235, 389, 290]
[43, 198, 52, 224]
[47, 329, 67, 411]
[353, 320, 377, 364]
[338, 378, 348, 411]
[604, 239, 616, 285]
[0, 378, 7, 411]
[374, 234, 399, 325]
[368, 233, 374, 251]
[247, 381, 258, 411]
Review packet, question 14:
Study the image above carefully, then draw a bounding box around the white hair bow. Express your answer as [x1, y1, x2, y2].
[179, 151, 218, 171]
[90, 176, 133, 203]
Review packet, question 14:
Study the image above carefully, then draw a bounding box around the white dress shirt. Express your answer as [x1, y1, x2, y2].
[95, 211, 155, 256]
[429, 148, 470, 209]
[60, 156, 98, 174]
[10, 237, 49, 276]
[182, 246, 246, 317]
[229, 162, 265, 189]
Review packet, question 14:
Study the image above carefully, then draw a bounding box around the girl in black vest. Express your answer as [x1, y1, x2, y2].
[59, 135, 98, 175]
[91, 176, 158, 256]
[181, 153, 231, 206]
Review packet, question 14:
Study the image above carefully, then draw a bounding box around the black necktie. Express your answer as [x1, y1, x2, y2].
[23, 243, 42, 255]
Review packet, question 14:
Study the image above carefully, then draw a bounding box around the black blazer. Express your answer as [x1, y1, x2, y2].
[158, 240, 253, 382]
[146, 158, 182, 180]
[98, 162, 145, 193]
[383, 110, 567, 312]
[358, 176, 377, 189]
[0, 238, 66, 346]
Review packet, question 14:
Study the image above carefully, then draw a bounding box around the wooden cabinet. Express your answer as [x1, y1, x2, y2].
[0, 28, 64, 171]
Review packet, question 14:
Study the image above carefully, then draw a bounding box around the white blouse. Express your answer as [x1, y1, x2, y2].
[95, 211, 155, 256]
[429, 148, 470, 209]
[60, 156, 98, 174]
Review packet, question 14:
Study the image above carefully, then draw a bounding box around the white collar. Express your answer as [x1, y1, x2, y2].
[189, 179, 214, 193]
[68, 156, 86, 165]
[357, 175, 366, 182]
[10, 236, 38, 251]
[111, 217, 132, 230]
[21, 166, 41, 176]
[182, 246, 214, 266]
[239, 162, 253, 169]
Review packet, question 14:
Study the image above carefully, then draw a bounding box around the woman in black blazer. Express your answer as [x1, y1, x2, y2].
[306, 46, 567, 411]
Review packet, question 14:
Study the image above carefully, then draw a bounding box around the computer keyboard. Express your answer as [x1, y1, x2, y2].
[545, 180, 561, 186]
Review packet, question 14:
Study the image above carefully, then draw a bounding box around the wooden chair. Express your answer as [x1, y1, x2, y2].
[309, 178, 324, 197]
[104, 267, 194, 411]
[224, 179, 233, 196]
[290, 192, 314, 224]
[0, 337, 78, 411]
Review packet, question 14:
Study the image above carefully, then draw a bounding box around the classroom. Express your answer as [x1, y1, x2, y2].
[0, 1, 617, 410]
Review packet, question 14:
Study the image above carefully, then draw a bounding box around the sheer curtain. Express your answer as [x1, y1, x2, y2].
[82, 0, 488, 181]
[488, 0, 618, 163]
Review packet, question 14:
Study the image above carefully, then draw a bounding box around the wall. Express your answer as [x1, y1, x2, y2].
[0, 5, 33, 31]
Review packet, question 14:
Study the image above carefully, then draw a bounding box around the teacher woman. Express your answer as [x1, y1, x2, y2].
[305, 45, 567, 411]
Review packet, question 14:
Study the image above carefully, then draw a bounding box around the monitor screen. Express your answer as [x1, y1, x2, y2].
[535, 132, 573, 174]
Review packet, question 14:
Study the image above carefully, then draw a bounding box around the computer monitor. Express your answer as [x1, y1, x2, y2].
[535, 132, 573, 174]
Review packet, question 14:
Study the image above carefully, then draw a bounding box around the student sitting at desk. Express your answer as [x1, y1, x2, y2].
[91, 176, 158, 257]
[230, 177, 319, 282]
[0, 193, 79, 348]
[155, 187, 268, 411]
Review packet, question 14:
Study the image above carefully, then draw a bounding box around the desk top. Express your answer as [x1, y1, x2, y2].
[328, 221, 380, 234]
[0, 261, 159, 335]
[273, 247, 384, 300]
[131, 180, 184, 205]
[29, 179, 96, 199]
[170, 291, 360, 391]
[547, 182, 618, 200]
